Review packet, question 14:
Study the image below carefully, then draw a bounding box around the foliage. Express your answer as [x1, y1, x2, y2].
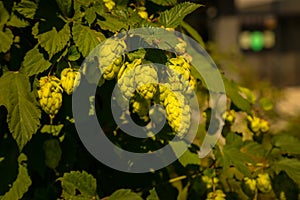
[0, 0, 299, 200]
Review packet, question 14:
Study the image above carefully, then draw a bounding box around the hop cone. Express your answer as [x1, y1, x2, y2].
[256, 173, 272, 193]
[134, 63, 158, 100]
[166, 56, 196, 96]
[163, 91, 191, 138]
[102, 56, 123, 81]
[60, 68, 80, 95]
[116, 59, 142, 101]
[37, 76, 63, 118]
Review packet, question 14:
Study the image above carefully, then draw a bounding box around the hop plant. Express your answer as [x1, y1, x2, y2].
[206, 190, 226, 200]
[60, 68, 80, 95]
[256, 173, 272, 193]
[163, 91, 191, 138]
[134, 64, 158, 100]
[37, 76, 63, 120]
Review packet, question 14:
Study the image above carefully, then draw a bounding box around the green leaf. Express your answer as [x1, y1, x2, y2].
[181, 21, 205, 48]
[72, 23, 105, 57]
[0, 72, 41, 150]
[40, 124, 64, 136]
[259, 97, 274, 111]
[56, 0, 72, 17]
[59, 171, 99, 200]
[273, 158, 300, 185]
[169, 141, 200, 167]
[159, 2, 202, 28]
[97, 15, 128, 32]
[0, 28, 13, 53]
[177, 183, 189, 200]
[85, 7, 97, 25]
[0, 1, 10, 26]
[21, 46, 52, 76]
[225, 132, 243, 147]
[6, 13, 29, 28]
[15, 0, 38, 19]
[43, 139, 62, 169]
[242, 141, 265, 157]
[217, 145, 252, 177]
[272, 134, 300, 155]
[150, 0, 177, 6]
[67, 45, 81, 61]
[147, 188, 159, 200]
[0, 157, 4, 162]
[1, 154, 32, 200]
[108, 189, 143, 200]
[36, 23, 70, 57]
[223, 77, 251, 114]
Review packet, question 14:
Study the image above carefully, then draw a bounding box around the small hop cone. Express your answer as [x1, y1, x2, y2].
[38, 76, 63, 119]
[102, 56, 123, 81]
[164, 92, 191, 138]
[103, 0, 115, 11]
[134, 64, 158, 100]
[60, 68, 80, 95]
[206, 190, 226, 200]
[242, 177, 257, 197]
[256, 173, 272, 193]
[202, 176, 219, 189]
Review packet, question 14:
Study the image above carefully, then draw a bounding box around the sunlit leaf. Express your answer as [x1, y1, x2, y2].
[72, 23, 105, 57]
[59, 171, 99, 200]
[1, 154, 32, 200]
[0, 72, 41, 150]
[159, 2, 202, 28]
[108, 189, 142, 200]
[21, 46, 52, 76]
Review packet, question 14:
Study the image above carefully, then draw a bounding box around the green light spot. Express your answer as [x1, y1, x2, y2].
[250, 31, 264, 52]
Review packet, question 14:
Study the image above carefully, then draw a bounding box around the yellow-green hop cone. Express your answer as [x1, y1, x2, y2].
[134, 64, 158, 100]
[242, 177, 257, 197]
[202, 176, 219, 189]
[103, 0, 115, 11]
[164, 92, 191, 138]
[37, 76, 63, 118]
[116, 59, 142, 101]
[206, 190, 226, 200]
[60, 68, 79, 95]
[247, 115, 261, 133]
[167, 56, 191, 80]
[260, 119, 270, 132]
[224, 110, 236, 124]
[256, 173, 272, 193]
[102, 56, 123, 80]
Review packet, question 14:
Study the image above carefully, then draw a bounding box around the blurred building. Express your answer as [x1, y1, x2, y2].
[212, 0, 300, 87]
[185, 0, 300, 87]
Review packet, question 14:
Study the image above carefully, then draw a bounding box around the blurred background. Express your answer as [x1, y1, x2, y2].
[184, 0, 300, 132]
